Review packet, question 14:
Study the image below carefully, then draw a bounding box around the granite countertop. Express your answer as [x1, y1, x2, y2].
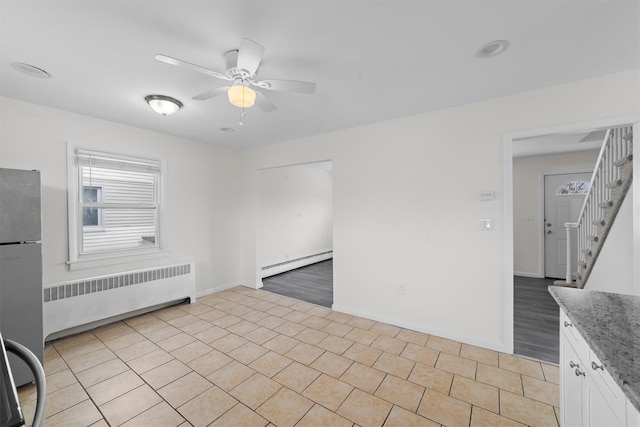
[548, 286, 640, 412]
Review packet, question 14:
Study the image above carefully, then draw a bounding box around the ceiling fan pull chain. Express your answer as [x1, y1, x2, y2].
[239, 79, 246, 126]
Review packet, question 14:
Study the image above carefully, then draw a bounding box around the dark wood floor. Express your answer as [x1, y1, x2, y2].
[514, 276, 559, 364]
[262, 264, 559, 364]
[261, 260, 333, 308]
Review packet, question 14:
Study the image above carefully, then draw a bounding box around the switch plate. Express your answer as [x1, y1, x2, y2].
[480, 218, 493, 231]
[479, 191, 495, 201]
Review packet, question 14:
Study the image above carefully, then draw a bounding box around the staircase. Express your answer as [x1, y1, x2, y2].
[564, 125, 633, 289]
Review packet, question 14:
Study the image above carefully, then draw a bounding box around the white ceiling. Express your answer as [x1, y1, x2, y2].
[513, 129, 608, 158]
[0, 1, 638, 151]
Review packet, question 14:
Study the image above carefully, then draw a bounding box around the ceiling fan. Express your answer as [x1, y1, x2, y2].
[156, 38, 316, 113]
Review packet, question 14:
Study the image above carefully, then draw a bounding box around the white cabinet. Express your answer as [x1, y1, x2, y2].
[560, 331, 584, 426]
[560, 309, 640, 427]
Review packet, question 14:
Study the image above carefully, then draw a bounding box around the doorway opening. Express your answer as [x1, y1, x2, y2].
[510, 126, 608, 363]
[262, 259, 333, 307]
[505, 116, 638, 363]
[258, 161, 334, 307]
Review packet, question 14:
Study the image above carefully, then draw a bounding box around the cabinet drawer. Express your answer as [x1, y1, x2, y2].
[560, 310, 586, 357]
[586, 349, 626, 423]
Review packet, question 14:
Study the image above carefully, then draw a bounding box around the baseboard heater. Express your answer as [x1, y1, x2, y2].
[262, 251, 332, 278]
[43, 262, 196, 341]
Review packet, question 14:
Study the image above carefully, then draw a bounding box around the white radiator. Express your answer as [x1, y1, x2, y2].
[262, 251, 333, 278]
[42, 262, 196, 340]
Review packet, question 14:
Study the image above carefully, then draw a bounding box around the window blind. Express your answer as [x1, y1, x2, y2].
[73, 148, 161, 256]
[75, 149, 161, 174]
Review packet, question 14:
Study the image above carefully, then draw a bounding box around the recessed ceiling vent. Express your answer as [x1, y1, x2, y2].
[11, 62, 51, 78]
[475, 40, 509, 59]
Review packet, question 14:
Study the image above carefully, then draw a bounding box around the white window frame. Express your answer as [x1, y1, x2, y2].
[67, 143, 168, 270]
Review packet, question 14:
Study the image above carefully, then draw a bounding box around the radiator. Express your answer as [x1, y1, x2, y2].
[42, 262, 196, 340]
[262, 251, 333, 278]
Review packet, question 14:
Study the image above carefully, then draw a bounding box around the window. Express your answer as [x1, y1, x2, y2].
[68, 145, 165, 269]
[556, 180, 590, 196]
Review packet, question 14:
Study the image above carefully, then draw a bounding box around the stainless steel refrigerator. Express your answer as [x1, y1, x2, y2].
[0, 168, 43, 387]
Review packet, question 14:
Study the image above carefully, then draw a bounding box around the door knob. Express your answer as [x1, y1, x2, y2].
[547, 223, 552, 226]
[546, 230, 552, 234]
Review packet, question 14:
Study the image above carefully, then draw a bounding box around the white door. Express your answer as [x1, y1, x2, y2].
[544, 173, 591, 279]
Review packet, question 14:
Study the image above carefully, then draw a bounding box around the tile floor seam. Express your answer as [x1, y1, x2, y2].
[370, 371, 388, 397]
[494, 391, 528, 427]
[118, 345, 196, 418]
[108, 373, 166, 424]
[291, 401, 317, 426]
[47, 343, 116, 424]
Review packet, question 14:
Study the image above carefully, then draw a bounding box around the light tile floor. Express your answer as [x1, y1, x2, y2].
[18, 286, 560, 426]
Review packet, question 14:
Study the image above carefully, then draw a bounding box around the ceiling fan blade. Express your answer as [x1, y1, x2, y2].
[236, 38, 264, 76]
[254, 79, 316, 94]
[156, 54, 230, 81]
[192, 86, 230, 101]
[254, 91, 277, 113]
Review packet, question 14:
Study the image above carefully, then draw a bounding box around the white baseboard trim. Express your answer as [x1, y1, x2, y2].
[513, 271, 544, 278]
[196, 282, 241, 298]
[262, 251, 333, 278]
[331, 304, 511, 354]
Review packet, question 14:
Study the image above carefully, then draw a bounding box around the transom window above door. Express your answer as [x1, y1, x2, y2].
[556, 180, 590, 196]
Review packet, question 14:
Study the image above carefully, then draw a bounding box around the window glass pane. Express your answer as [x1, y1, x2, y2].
[83, 207, 100, 227]
[82, 208, 157, 254]
[83, 187, 99, 203]
[82, 186, 102, 227]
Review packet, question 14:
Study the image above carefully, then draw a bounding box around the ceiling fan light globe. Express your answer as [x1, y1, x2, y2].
[227, 85, 256, 108]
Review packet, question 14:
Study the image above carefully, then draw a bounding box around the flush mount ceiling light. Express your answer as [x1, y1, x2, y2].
[144, 95, 183, 116]
[475, 40, 510, 59]
[227, 80, 256, 108]
[11, 62, 51, 78]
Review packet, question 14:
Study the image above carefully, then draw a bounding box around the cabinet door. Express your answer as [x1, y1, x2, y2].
[561, 334, 583, 427]
[626, 401, 640, 426]
[584, 381, 624, 427]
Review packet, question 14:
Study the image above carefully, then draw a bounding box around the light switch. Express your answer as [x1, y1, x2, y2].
[480, 218, 493, 231]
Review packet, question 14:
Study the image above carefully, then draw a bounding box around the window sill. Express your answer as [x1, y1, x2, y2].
[67, 249, 170, 271]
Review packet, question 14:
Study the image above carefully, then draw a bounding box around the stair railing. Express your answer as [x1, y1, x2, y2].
[564, 126, 633, 286]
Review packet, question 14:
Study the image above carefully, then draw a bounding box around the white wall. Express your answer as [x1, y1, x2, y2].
[239, 69, 640, 352]
[1, 68, 638, 354]
[587, 184, 635, 294]
[0, 96, 242, 295]
[513, 150, 599, 277]
[260, 164, 333, 271]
